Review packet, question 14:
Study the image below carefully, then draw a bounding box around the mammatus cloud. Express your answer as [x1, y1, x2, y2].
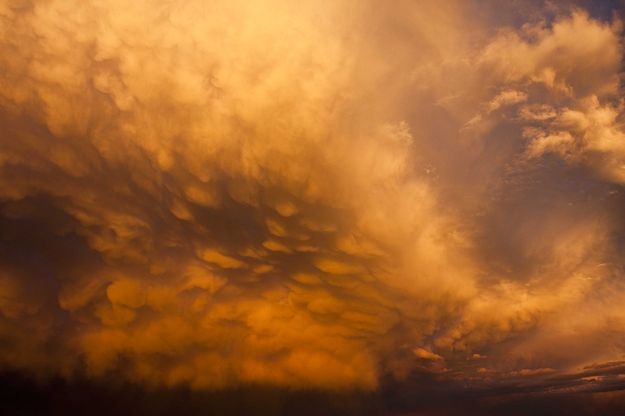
[0, 0, 625, 412]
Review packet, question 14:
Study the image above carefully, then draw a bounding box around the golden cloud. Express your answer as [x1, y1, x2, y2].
[0, 0, 624, 401]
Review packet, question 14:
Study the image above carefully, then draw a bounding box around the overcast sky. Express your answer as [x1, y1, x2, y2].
[0, 1, 624, 414]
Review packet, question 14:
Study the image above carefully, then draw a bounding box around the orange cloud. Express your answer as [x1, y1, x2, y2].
[0, 0, 624, 405]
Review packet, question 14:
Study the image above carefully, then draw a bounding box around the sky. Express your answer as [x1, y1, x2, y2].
[0, 0, 624, 414]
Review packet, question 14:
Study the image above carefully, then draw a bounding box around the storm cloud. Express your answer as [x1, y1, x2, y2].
[0, 0, 624, 414]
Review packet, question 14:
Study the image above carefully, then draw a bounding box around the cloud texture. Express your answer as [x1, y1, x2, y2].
[0, 0, 624, 405]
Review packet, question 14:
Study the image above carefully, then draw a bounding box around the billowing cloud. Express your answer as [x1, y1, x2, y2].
[0, 0, 624, 413]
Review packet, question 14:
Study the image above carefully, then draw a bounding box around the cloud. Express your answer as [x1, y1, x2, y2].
[0, 1, 625, 411]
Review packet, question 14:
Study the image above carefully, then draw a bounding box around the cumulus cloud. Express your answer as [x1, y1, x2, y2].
[0, 0, 624, 409]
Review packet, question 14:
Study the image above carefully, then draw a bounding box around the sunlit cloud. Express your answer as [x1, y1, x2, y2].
[0, 0, 624, 414]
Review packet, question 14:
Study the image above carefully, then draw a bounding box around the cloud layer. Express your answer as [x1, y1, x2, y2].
[0, 0, 624, 405]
